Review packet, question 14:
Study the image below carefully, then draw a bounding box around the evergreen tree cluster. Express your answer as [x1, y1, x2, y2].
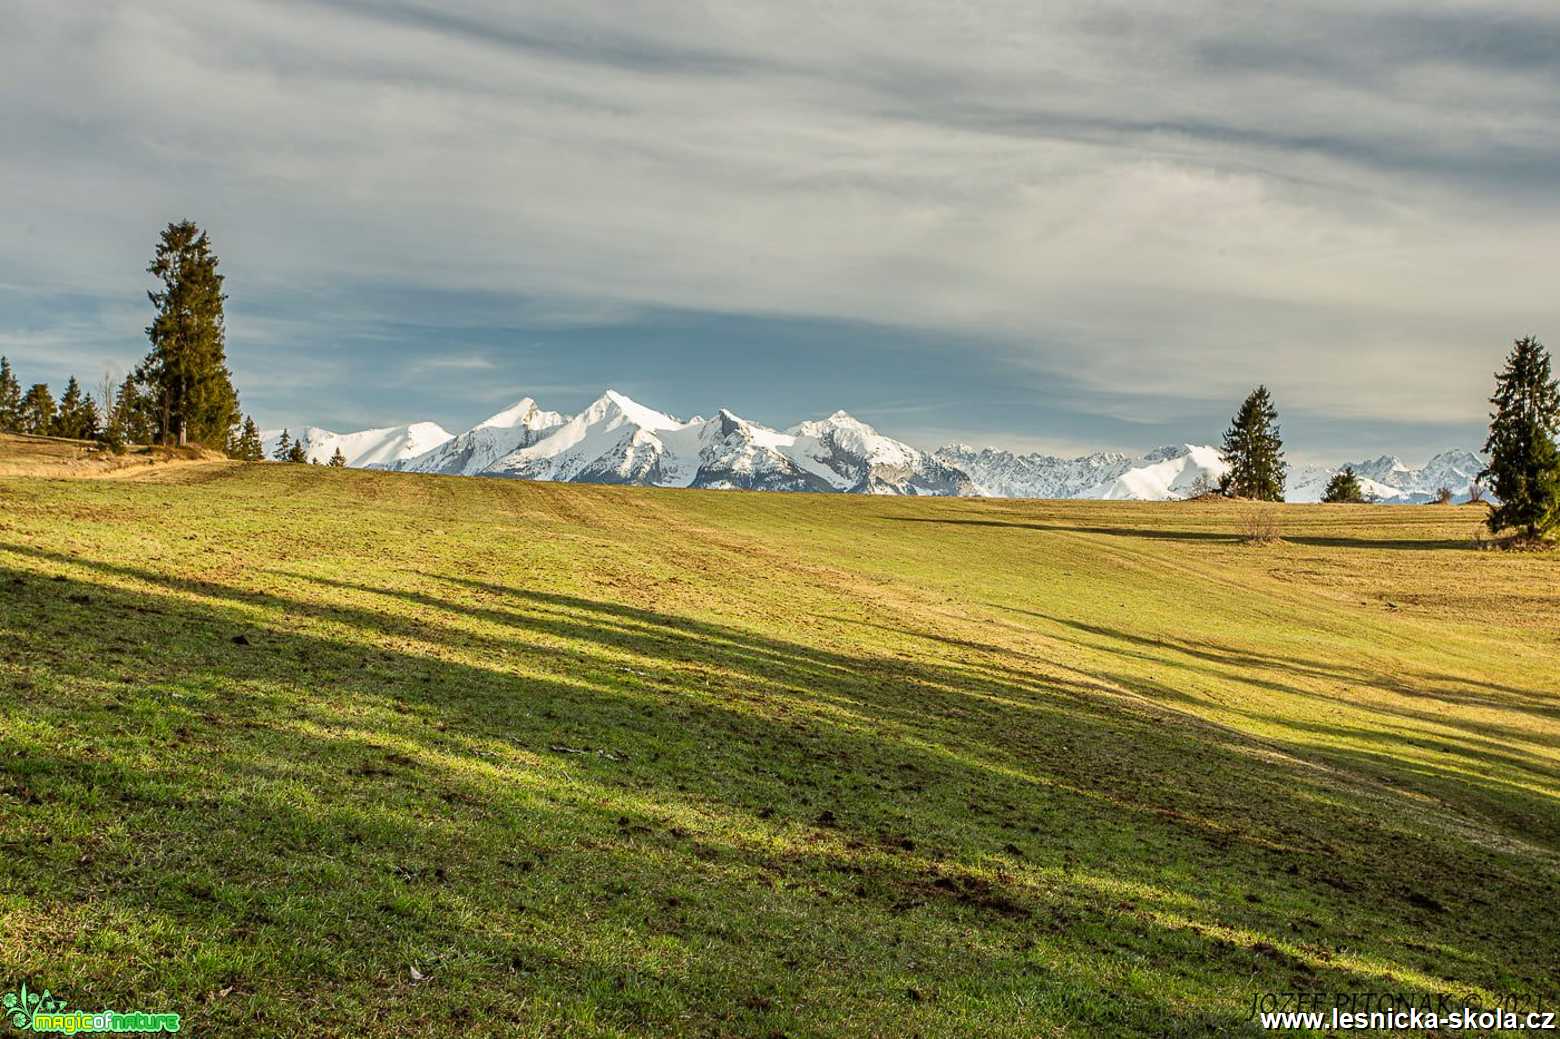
[1, 359, 103, 440]
[228, 417, 264, 461]
[1, 222, 269, 462]
[1212, 337, 1559, 540]
[271, 428, 309, 463]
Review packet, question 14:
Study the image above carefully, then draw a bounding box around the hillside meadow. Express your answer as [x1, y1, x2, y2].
[0, 449, 1556, 1036]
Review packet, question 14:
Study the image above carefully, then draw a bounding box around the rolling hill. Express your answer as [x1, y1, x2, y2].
[1, 456, 1554, 1036]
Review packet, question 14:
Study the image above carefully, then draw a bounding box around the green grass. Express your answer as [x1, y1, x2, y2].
[1, 461, 1556, 1036]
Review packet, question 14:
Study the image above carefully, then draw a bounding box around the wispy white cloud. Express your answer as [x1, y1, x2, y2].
[1, 0, 1554, 449]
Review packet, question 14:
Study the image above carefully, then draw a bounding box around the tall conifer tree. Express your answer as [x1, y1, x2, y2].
[113, 373, 150, 445]
[0, 356, 21, 433]
[1218, 386, 1287, 501]
[80, 396, 101, 441]
[1480, 336, 1560, 539]
[53, 376, 89, 438]
[20, 384, 55, 435]
[235, 416, 263, 461]
[1321, 467, 1364, 504]
[136, 221, 240, 446]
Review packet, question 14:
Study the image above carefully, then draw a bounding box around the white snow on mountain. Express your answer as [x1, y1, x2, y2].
[782, 411, 973, 495]
[936, 444, 1135, 498]
[483, 390, 703, 485]
[1076, 445, 1227, 501]
[260, 422, 453, 467]
[395, 398, 566, 476]
[1286, 450, 1485, 503]
[267, 388, 1483, 504]
[688, 409, 839, 492]
[472, 392, 969, 495]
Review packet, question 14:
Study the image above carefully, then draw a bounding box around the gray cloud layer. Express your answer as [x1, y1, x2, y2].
[3, 0, 1556, 457]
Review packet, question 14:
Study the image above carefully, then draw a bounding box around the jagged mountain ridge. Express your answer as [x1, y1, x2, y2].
[478, 391, 972, 495]
[1287, 450, 1486, 503]
[271, 389, 1482, 502]
[395, 398, 566, 476]
[259, 422, 453, 467]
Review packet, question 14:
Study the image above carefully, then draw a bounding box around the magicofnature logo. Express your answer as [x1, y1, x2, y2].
[4, 985, 65, 1030]
[4, 983, 179, 1034]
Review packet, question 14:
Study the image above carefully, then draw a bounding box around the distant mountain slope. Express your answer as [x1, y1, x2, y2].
[1287, 450, 1486, 503]
[261, 423, 453, 467]
[936, 444, 1135, 499]
[273, 388, 1482, 503]
[473, 392, 970, 495]
[396, 398, 566, 476]
[786, 412, 974, 495]
[483, 390, 701, 485]
[1076, 445, 1227, 501]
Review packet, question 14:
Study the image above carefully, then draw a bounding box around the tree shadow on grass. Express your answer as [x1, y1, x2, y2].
[1003, 607, 1560, 723]
[883, 516, 1478, 551]
[2, 545, 1556, 1035]
[987, 608, 1560, 851]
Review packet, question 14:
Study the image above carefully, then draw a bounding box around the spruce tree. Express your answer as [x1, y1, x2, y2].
[82, 396, 101, 440]
[98, 412, 127, 454]
[286, 439, 308, 464]
[53, 376, 89, 439]
[235, 416, 263, 461]
[20, 384, 55, 435]
[273, 429, 292, 461]
[1480, 336, 1560, 539]
[1321, 467, 1364, 504]
[136, 221, 240, 446]
[1218, 386, 1287, 501]
[0, 356, 21, 433]
[112, 373, 150, 446]
[328, 446, 347, 468]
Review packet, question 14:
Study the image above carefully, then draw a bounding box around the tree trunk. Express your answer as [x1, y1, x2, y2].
[178, 419, 187, 447]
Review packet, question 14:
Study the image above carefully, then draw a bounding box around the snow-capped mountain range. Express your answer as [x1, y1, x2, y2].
[261, 390, 1485, 503]
[260, 422, 454, 468]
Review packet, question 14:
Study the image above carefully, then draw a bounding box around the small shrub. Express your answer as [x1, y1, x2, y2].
[1240, 505, 1282, 544]
[1431, 486, 1454, 505]
[1183, 474, 1217, 500]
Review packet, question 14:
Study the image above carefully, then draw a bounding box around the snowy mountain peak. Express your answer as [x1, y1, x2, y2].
[475, 398, 566, 432]
[588, 390, 686, 431]
[788, 410, 876, 438]
[1142, 444, 1198, 463]
[714, 408, 747, 437]
[395, 398, 566, 477]
[260, 422, 454, 468]
[1079, 444, 1225, 500]
[273, 387, 1484, 505]
[1287, 449, 1485, 503]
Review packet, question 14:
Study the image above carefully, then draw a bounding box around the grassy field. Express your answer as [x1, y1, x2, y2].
[1, 450, 1556, 1036]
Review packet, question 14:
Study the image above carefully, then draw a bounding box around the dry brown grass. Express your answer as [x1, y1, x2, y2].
[1238, 502, 1283, 543]
[0, 432, 227, 479]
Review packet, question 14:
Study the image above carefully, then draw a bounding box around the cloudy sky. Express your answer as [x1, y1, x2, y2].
[4, 0, 1557, 461]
